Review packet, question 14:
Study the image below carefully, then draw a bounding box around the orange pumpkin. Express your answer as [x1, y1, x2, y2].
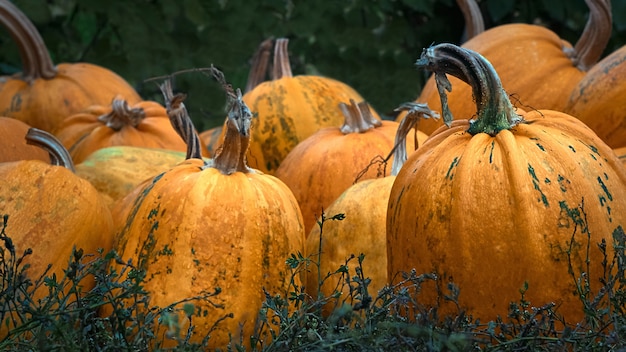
[305, 103, 437, 316]
[107, 70, 304, 349]
[405, 0, 612, 135]
[275, 99, 420, 234]
[615, 146, 626, 165]
[55, 98, 207, 164]
[387, 43, 626, 325]
[0, 117, 50, 163]
[0, 0, 142, 133]
[0, 128, 114, 336]
[241, 38, 381, 174]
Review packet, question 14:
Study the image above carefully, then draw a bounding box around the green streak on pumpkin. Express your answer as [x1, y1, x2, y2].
[597, 176, 613, 201]
[445, 156, 459, 180]
[489, 141, 495, 164]
[568, 145, 576, 153]
[528, 164, 549, 207]
[120, 171, 166, 240]
[536, 143, 545, 152]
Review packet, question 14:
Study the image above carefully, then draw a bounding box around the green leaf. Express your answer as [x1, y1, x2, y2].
[485, 0, 516, 22]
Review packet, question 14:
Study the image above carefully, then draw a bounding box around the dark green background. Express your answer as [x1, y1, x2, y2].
[2, 0, 626, 131]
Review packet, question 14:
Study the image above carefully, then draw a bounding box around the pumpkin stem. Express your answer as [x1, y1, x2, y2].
[245, 37, 274, 93]
[25, 128, 75, 172]
[159, 79, 204, 161]
[457, 0, 484, 41]
[97, 98, 145, 131]
[416, 43, 523, 136]
[389, 102, 439, 175]
[338, 99, 382, 134]
[0, 0, 57, 82]
[569, 0, 612, 71]
[271, 38, 293, 80]
[210, 65, 254, 174]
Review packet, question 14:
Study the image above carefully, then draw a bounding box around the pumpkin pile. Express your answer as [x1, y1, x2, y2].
[1, 0, 626, 349]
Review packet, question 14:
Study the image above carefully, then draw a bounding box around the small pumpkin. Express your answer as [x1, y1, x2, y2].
[387, 43, 626, 325]
[275, 99, 424, 234]
[107, 68, 304, 349]
[0, 128, 114, 336]
[241, 38, 381, 174]
[55, 98, 207, 164]
[405, 0, 612, 135]
[0, 116, 49, 163]
[0, 0, 142, 133]
[305, 103, 437, 316]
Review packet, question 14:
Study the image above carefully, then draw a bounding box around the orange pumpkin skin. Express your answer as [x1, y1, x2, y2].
[199, 124, 224, 156]
[565, 46, 626, 148]
[615, 146, 626, 165]
[388, 44, 626, 325]
[110, 159, 304, 348]
[55, 99, 204, 164]
[0, 117, 50, 163]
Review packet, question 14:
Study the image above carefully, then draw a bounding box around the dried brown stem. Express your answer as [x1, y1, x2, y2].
[25, 128, 75, 172]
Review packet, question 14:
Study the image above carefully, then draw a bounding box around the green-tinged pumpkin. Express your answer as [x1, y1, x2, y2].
[240, 38, 381, 174]
[107, 71, 304, 349]
[0, 117, 49, 163]
[275, 99, 423, 234]
[387, 44, 626, 325]
[405, 0, 611, 135]
[0, 128, 114, 337]
[0, 0, 142, 134]
[55, 98, 206, 164]
[305, 103, 437, 316]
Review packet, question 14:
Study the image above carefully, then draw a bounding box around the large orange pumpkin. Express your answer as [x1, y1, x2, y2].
[0, 117, 49, 163]
[107, 71, 304, 349]
[387, 43, 626, 325]
[241, 38, 381, 174]
[0, 0, 142, 133]
[304, 103, 437, 316]
[405, 0, 612, 135]
[0, 128, 114, 336]
[55, 98, 206, 164]
[275, 99, 421, 234]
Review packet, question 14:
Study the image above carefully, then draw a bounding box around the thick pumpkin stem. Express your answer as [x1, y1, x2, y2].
[390, 102, 439, 175]
[97, 99, 145, 131]
[245, 37, 274, 93]
[210, 66, 254, 174]
[457, 0, 484, 41]
[271, 38, 293, 80]
[416, 43, 522, 136]
[159, 79, 204, 161]
[570, 0, 612, 71]
[25, 128, 75, 172]
[338, 99, 382, 134]
[0, 0, 57, 81]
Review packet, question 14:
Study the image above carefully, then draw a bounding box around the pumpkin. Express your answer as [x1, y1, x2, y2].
[107, 68, 304, 349]
[0, 0, 142, 133]
[564, 44, 626, 148]
[0, 128, 114, 336]
[387, 43, 626, 325]
[240, 37, 381, 174]
[74, 146, 211, 208]
[0, 117, 49, 163]
[55, 98, 206, 164]
[275, 99, 423, 234]
[404, 0, 612, 135]
[305, 103, 437, 316]
[615, 146, 626, 165]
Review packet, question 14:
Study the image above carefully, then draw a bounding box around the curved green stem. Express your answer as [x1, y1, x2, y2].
[25, 128, 75, 172]
[0, 0, 57, 81]
[416, 43, 522, 136]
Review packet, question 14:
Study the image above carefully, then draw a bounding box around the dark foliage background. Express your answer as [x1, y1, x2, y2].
[1, 0, 625, 131]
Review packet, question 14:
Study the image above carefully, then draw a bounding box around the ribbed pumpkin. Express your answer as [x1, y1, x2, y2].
[405, 0, 612, 135]
[305, 103, 437, 315]
[387, 44, 626, 325]
[241, 38, 380, 174]
[107, 70, 304, 349]
[0, 0, 142, 133]
[0, 117, 49, 163]
[275, 99, 423, 234]
[0, 128, 114, 336]
[55, 98, 206, 164]
[565, 44, 626, 148]
[75, 146, 210, 208]
[615, 146, 626, 165]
